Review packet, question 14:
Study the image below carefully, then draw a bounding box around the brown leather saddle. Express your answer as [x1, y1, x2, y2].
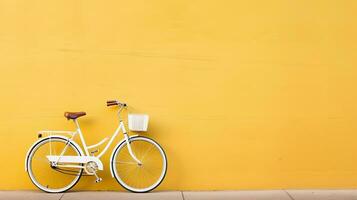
[64, 112, 86, 120]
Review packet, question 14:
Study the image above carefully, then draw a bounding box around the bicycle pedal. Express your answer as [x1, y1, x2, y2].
[93, 171, 102, 183]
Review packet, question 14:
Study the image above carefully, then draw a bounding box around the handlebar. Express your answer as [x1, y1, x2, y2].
[106, 100, 127, 107]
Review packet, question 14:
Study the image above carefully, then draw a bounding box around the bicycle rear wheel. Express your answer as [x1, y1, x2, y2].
[111, 136, 167, 193]
[26, 137, 83, 193]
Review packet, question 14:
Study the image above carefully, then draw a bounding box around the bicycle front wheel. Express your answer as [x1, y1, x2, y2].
[111, 136, 167, 193]
[26, 137, 83, 193]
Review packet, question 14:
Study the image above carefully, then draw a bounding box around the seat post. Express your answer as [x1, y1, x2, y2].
[73, 119, 80, 129]
[73, 119, 90, 156]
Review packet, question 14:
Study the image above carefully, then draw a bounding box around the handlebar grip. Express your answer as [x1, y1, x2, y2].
[107, 102, 117, 106]
[106, 100, 127, 107]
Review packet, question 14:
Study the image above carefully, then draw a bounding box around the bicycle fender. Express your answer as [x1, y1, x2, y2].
[25, 135, 84, 171]
[109, 135, 139, 177]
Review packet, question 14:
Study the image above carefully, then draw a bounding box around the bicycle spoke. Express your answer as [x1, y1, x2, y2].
[140, 145, 154, 161]
[32, 157, 50, 163]
[115, 161, 138, 165]
[142, 165, 157, 178]
[119, 165, 139, 186]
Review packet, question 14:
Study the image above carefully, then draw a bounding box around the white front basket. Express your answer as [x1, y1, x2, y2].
[128, 114, 149, 132]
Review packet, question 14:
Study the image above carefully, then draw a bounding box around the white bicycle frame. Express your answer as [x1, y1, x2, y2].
[28, 105, 142, 173]
[47, 119, 142, 169]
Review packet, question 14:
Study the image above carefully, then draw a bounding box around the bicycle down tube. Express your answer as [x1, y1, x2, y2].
[53, 118, 142, 165]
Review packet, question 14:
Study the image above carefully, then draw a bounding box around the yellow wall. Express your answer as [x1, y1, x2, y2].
[0, 0, 357, 190]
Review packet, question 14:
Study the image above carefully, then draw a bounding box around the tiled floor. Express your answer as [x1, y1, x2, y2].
[1, 190, 357, 200]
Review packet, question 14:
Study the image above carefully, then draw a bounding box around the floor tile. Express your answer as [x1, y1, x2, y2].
[0, 191, 62, 200]
[287, 190, 357, 200]
[183, 190, 291, 200]
[61, 191, 182, 200]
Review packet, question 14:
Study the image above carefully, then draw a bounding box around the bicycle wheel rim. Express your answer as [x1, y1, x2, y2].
[112, 137, 167, 192]
[27, 137, 83, 193]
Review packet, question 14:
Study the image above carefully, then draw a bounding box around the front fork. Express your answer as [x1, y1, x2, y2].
[124, 133, 142, 165]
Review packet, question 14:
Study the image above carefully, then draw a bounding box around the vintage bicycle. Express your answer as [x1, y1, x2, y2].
[25, 100, 167, 193]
